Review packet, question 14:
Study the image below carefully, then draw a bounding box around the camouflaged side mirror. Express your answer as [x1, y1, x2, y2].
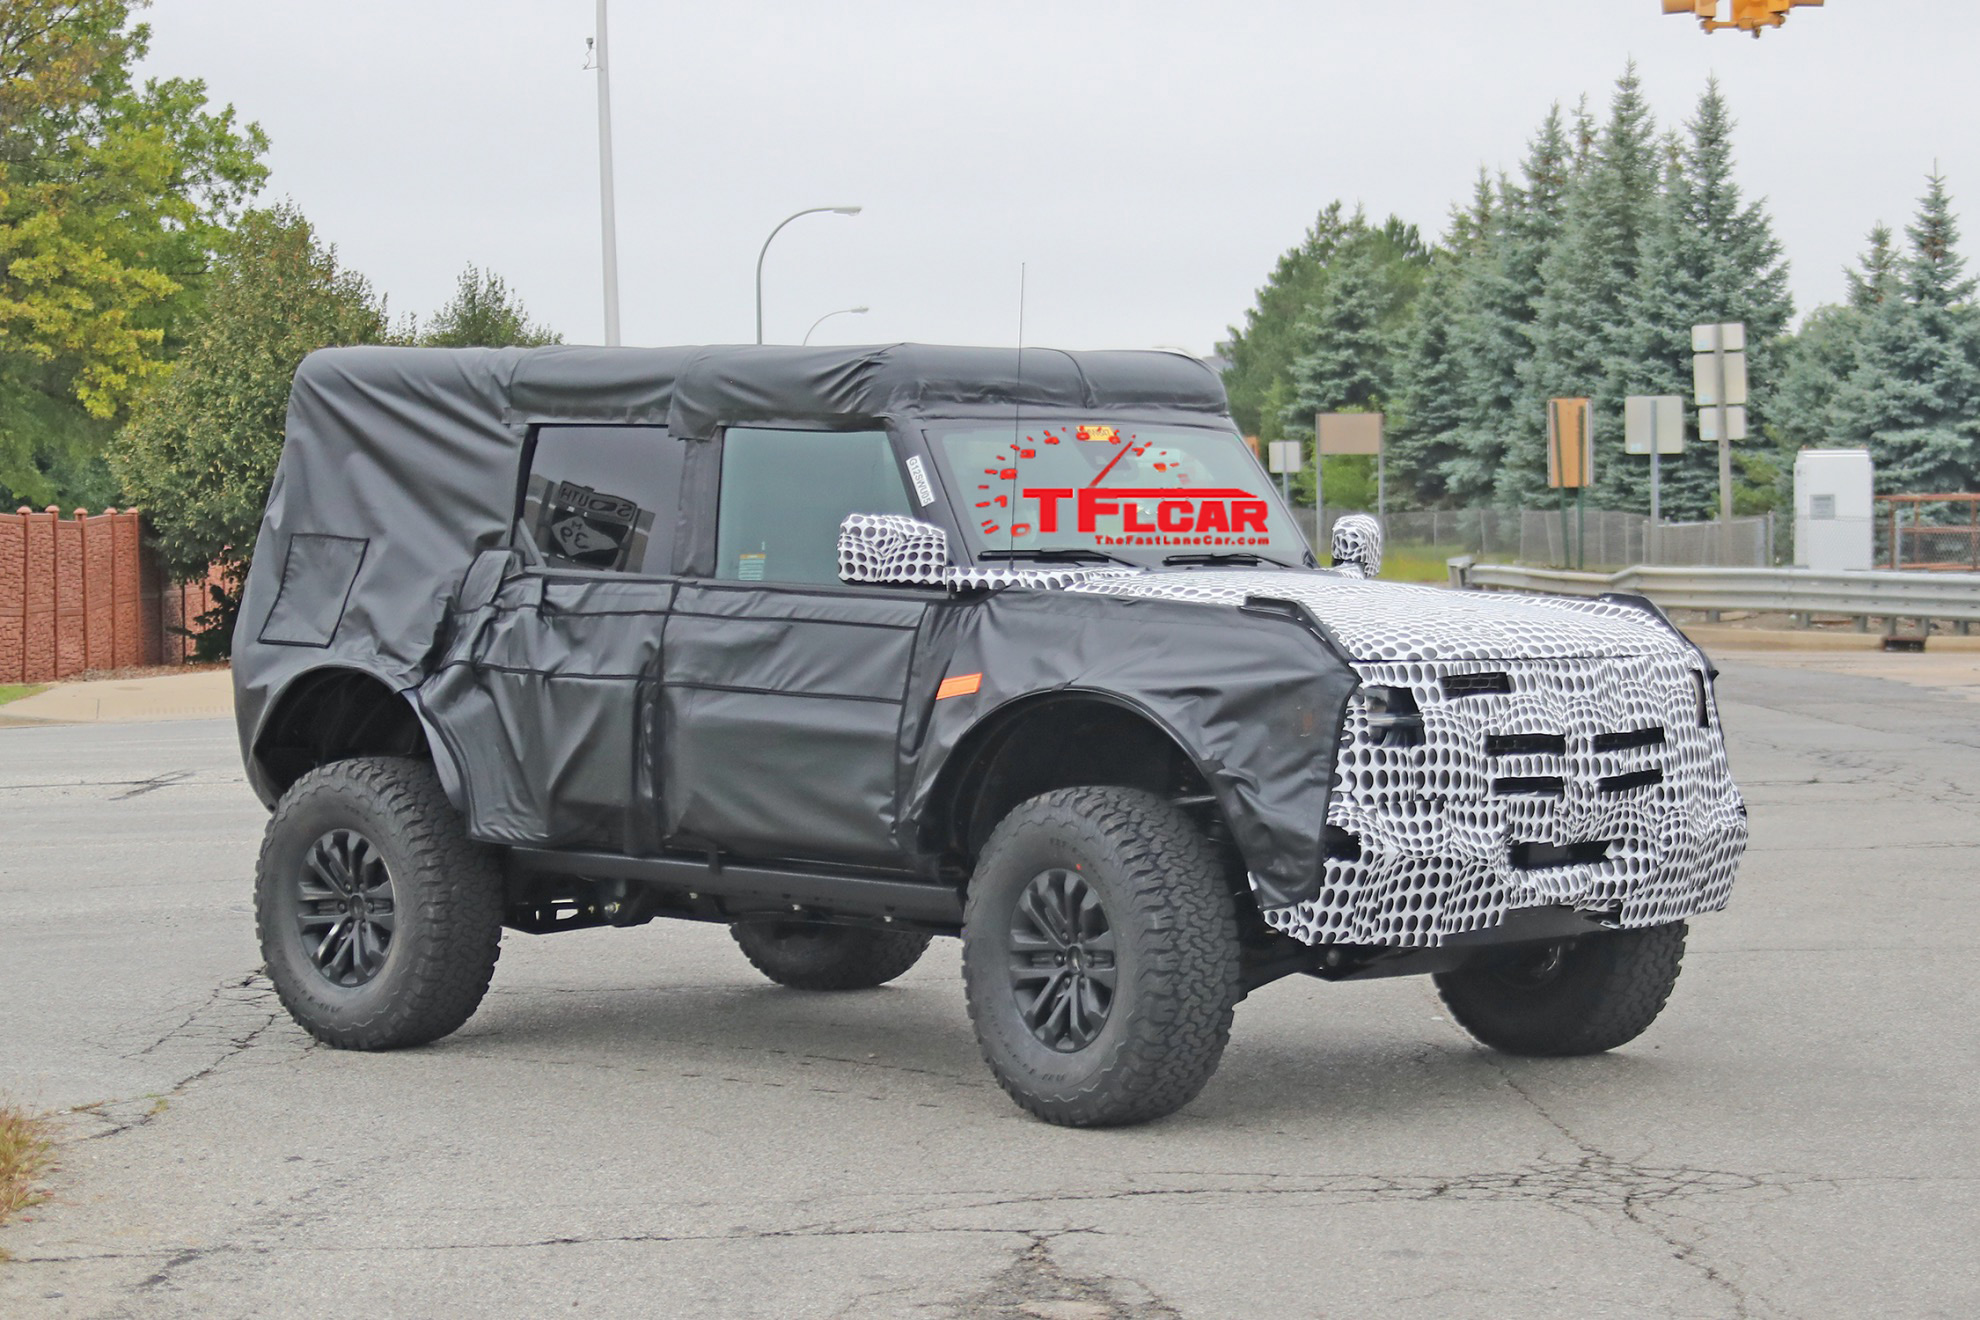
[837, 513, 952, 587]
[1331, 514, 1383, 579]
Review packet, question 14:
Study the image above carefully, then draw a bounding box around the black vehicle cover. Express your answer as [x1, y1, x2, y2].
[235, 342, 1362, 902]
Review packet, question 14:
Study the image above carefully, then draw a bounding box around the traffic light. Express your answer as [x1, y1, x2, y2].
[1665, 0, 1825, 36]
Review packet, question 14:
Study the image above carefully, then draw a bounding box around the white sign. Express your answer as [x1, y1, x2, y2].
[1698, 405, 1748, 442]
[1624, 395, 1686, 455]
[1691, 322, 1746, 353]
[1267, 440, 1303, 474]
[1693, 350, 1749, 407]
[904, 455, 936, 507]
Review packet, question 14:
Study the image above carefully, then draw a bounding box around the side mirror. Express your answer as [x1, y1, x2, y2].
[1330, 514, 1383, 579]
[838, 513, 951, 587]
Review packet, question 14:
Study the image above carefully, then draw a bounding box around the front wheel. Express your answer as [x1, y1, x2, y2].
[1433, 921, 1688, 1057]
[961, 786, 1242, 1128]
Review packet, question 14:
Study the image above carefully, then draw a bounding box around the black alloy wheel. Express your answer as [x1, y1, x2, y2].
[295, 829, 397, 987]
[1009, 868, 1118, 1052]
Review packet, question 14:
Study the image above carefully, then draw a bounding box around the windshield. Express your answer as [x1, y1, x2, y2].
[930, 421, 1308, 567]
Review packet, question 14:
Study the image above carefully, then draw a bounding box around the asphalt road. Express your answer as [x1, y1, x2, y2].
[2, 657, 1976, 1319]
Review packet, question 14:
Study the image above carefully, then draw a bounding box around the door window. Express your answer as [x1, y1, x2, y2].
[715, 428, 913, 584]
[519, 425, 684, 574]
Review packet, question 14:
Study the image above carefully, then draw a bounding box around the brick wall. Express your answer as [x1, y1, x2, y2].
[0, 507, 218, 685]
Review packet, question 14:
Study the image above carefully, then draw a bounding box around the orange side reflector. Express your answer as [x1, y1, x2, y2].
[936, 672, 983, 700]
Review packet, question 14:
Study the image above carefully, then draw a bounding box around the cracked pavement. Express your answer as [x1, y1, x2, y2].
[2, 659, 1978, 1318]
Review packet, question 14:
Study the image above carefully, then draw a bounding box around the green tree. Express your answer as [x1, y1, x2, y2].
[1774, 230, 1897, 461]
[1439, 106, 1574, 506]
[1506, 66, 1662, 507]
[420, 264, 559, 348]
[1613, 80, 1792, 519]
[1831, 173, 1980, 493]
[1220, 202, 1357, 442]
[109, 206, 385, 651]
[0, 0, 266, 506]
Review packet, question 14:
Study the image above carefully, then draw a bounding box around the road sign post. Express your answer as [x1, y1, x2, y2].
[1625, 395, 1686, 563]
[1692, 322, 1748, 564]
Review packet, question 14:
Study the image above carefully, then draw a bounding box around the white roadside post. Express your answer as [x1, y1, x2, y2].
[1692, 322, 1748, 564]
[1624, 395, 1686, 563]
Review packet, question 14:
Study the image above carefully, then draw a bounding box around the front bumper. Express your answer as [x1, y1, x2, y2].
[1257, 653, 1748, 948]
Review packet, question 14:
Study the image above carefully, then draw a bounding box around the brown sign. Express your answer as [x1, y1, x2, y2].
[1315, 412, 1383, 456]
[1547, 398, 1593, 489]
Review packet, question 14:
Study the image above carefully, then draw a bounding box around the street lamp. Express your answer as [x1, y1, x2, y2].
[755, 206, 862, 344]
[802, 306, 870, 346]
[591, 0, 621, 346]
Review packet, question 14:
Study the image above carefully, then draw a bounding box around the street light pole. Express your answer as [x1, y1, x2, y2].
[755, 206, 861, 344]
[802, 306, 870, 346]
[593, 0, 621, 346]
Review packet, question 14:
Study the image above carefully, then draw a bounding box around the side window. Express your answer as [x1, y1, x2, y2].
[715, 428, 913, 584]
[519, 425, 684, 574]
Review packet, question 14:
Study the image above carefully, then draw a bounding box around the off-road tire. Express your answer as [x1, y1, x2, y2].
[1433, 921, 1687, 1057]
[961, 786, 1242, 1128]
[256, 756, 504, 1050]
[730, 920, 931, 990]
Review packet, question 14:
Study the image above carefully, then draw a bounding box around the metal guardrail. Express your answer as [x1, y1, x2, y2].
[1446, 558, 1980, 627]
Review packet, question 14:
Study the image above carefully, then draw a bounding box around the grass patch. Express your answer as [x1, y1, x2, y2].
[0, 1103, 54, 1227]
[0, 684, 45, 708]
[1379, 543, 1469, 584]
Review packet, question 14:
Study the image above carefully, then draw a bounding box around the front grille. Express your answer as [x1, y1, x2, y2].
[1443, 671, 1512, 698]
[1486, 732, 1567, 757]
[1598, 768, 1664, 794]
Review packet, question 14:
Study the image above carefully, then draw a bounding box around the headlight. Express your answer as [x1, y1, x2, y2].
[1363, 684, 1424, 747]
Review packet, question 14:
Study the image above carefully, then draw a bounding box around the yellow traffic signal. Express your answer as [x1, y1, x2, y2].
[1665, 0, 1824, 36]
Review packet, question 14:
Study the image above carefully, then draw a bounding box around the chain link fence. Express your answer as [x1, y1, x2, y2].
[1293, 507, 1776, 569]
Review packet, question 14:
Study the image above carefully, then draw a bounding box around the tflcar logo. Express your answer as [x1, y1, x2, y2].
[1024, 487, 1270, 537]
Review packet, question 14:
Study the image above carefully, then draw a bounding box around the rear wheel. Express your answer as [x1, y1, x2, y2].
[730, 920, 930, 991]
[961, 786, 1241, 1128]
[1433, 921, 1687, 1057]
[256, 757, 504, 1050]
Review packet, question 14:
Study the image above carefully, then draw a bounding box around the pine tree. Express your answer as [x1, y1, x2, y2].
[1504, 66, 1662, 507]
[1776, 230, 1897, 457]
[1387, 251, 1468, 505]
[1441, 106, 1573, 505]
[1844, 224, 1900, 310]
[1831, 173, 1980, 492]
[1219, 202, 1355, 440]
[1613, 79, 1792, 520]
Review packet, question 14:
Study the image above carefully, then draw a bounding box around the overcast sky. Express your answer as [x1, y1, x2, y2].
[138, 1, 1976, 355]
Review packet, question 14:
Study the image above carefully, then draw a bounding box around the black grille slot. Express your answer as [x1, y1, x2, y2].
[1443, 671, 1512, 698]
[1510, 840, 1612, 870]
[1486, 733, 1566, 758]
[1593, 726, 1666, 753]
[1598, 768, 1664, 794]
[1323, 825, 1363, 862]
[1493, 776, 1564, 797]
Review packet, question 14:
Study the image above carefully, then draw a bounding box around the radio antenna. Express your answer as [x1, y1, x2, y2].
[1009, 262, 1026, 551]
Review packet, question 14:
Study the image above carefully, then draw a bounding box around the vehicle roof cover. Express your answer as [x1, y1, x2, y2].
[234, 343, 1231, 777]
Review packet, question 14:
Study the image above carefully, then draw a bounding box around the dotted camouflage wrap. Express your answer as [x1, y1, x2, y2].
[835, 519, 1746, 949]
[1063, 571, 1746, 947]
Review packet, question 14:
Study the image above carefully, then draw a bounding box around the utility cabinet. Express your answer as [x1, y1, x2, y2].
[1793, 448, 1874, 572]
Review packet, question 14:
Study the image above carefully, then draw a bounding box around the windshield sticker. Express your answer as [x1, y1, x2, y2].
[737, 551, 767, 581]
[905, 455, 936, 507]
[968, 426, 1277, 550]
[524, 474, 653, 571]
